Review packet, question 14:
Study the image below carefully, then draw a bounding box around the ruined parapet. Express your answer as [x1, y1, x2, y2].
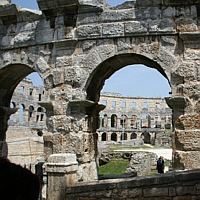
[45, 154, 78, 200]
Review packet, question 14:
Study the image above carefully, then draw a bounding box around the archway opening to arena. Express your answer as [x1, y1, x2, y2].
[86, 54, 173, 174]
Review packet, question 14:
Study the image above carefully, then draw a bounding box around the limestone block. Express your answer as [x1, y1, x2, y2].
[143, 187, 169, 197]
[95, 39, 115, 60]
[77, 13, 99, 26]
[56, 56, 72, 67]
[77, 161, 98, 182]
[2, 51, 12, 65]
[162, 7, 176, 18]
[82, 50, 102, 70]
[182, 83, 200, 99]
[102, 23, 124, 37]
[175, 114, 200, 130]
[161, 36, 176, 47]
[175, 130, 200, 151]
[185, 48, 200, 60]
[156, 46, 177, 71]
[125, 21, 148, 34]
[174, 62, 196, 81]
[12, 31, 36, 46]
[173, 150, 200, 169]
[82, 40, 96, 52]
[35, 57, 50, 73]
[16, 21, 38, 33]
[117, 37, 132, 52]
[64, 66, 87, 87]
[100, 9, 136, 23]
[140, 7, 161, 20]
[46, 153, 78, 200]
[0, 4, 20, 17]
[149, 18, 176, 33]
[75, 24, 101, 38]
[46, 153, 78, 173]
[52, 69, 64, 86]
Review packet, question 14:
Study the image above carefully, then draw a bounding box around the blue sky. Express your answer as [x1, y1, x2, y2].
[11, 0, 171, 97]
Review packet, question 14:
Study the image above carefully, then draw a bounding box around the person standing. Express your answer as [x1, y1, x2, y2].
[157, 156, 165, 174]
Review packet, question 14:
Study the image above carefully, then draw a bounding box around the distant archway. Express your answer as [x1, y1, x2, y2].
[101, 132, 107, 141]
[131, 132, 137, 139]
[141, 132, 150, 144]
[111, 133, 117, 141]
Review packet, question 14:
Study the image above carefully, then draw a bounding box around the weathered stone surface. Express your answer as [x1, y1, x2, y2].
[0, 2, 200, 198]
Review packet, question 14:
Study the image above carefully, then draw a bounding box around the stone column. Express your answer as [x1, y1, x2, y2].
[127, 132, 131, 141]
[165, 97, 200, 170]
[0, 106, 17, 156]
[46, 154, 78, 200]
[107, 132, 111, 141]
[107, 116, 111, 128]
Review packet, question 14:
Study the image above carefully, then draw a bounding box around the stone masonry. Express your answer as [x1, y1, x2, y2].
[0, 0, 200, 187]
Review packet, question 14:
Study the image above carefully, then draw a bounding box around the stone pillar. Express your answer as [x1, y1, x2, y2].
[46, 154, 78, 200]
[126, 132, 130, 140]
[165, 97, 200, 170]
[107, 116, 111, 128]
[107, 132, 111, 141]
[0, 106, 17, 156]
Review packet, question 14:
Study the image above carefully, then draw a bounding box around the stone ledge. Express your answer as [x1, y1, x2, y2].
[66, 170, 200, 195]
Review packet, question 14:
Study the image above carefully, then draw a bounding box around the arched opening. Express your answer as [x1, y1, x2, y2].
[141, 132, 151, 144]
[111, 114, 117, 127]
[86, 53, 172, 176]
[131, 132, 137, 139]
[141, 114, 151, 128]
[111, 133, 117, 141]
[28, 106, 34, 122]
[86, 53, 170, 103]
[101, 132, 107, 141]
[120, 114, 127, 128]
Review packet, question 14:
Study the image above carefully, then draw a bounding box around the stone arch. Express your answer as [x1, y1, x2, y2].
[28, 105, 34, 122]
[85, 53, 171, 103]
[131, 132, 137, 139]
[0, 64, 35, 108]
[141, 114, 151, 128]
[120, 114, 127, 128]
[111, 132, 117, 141]
[141, 131, 151, 144]
[101, 132, 107, 141]
[111, 114, 117, 127]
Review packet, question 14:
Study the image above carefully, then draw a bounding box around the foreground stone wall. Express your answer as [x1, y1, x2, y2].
[65, 170, 200, 199]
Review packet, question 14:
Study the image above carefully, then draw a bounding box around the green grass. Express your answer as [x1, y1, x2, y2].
[98, 159, 129, 176]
